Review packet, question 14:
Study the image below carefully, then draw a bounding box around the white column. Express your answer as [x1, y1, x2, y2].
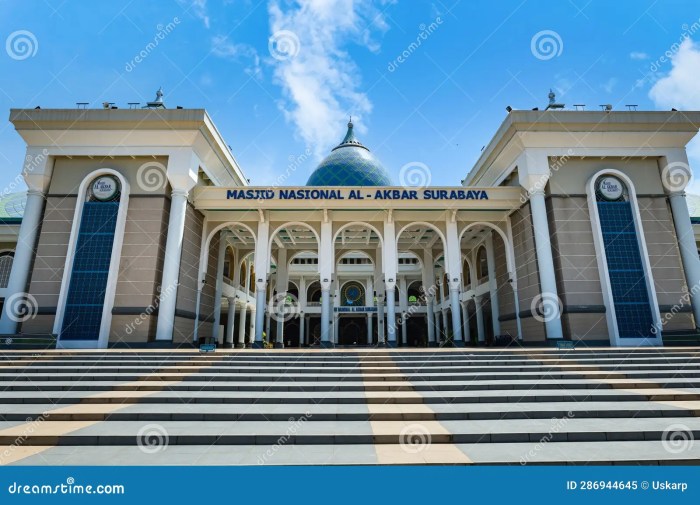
[399, 277, 408, 346]
[366, 276, 374, 345]
[400, 311, 408, 346]
[366, 313, 373, 346]
[439, 281, 449, 341]
[155, 151, 198, 341]
[445, 218, 464, 345]
[155, 189, 189, 341]
[426, 297, 436, 345]
[299, 276, 306, 347]
[475, 296, 485, 343]
[253, 218, 270, 346]
[333, 307, 339, 345]
[237, 304, 247, 348]
[377, 297, 385, 345]
[385, 282, 397, 346]
[0, 190, 45, 333]
[423, 249, 436, 346]
[383, 218, 398, 347]
[225, 298, 236, 347]
[249, 308, 256, 347]
[0, 150, 52, 334]
[321, 287, 331, 346]
[484, 234, 501, 336]
[275, 248, 288, 348]
[374, 246, 385, 345]
[319, 217, 334, 347]
[461, 302, 470, 343]
[529, 189, 563, 339]
[211, 233, 226, 343]
[668, 191, 700, 327]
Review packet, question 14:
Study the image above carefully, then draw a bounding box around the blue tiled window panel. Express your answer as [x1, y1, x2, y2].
[60, 201, 119, 340]
[597, 200, 655, 338]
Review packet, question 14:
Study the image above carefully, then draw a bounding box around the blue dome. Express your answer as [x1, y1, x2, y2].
[306, 121, 392, 186]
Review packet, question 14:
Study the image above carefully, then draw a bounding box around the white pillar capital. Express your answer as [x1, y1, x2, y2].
[22, 148, 53, 194]
[166, 149, 199, 193]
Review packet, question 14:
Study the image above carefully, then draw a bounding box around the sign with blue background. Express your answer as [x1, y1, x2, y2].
[226, 188, 489, 201]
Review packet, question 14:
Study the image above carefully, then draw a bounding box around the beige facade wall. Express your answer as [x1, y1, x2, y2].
[109, 195, 169, 344]
[548, 157, 665, 195]
[23, 155, 169, 339]
[22, 196, 77, 334]
[547, 195, 609, 342]
[638, 196, 695, 332]
[48, 156, 169, 197]
[172, 204, 217, 344]
[548, 156, 695, 338]
[509, 202, 546, 342]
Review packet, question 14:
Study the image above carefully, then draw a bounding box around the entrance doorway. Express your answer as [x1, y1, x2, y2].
[308, 316, 321, 346]
[338, 317, 367, 345]
[284, 319, 300, 347]
[405, 317, 428, 347]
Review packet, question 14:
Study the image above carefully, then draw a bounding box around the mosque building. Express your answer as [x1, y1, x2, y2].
[1, 90, 700, 349]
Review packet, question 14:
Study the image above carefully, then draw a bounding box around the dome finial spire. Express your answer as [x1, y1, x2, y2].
[337, 116, 364, 150]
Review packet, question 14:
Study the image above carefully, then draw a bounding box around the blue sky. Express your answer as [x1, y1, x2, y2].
[1, 0, 700, 191]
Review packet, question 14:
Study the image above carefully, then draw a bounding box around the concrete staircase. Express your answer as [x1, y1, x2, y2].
[0, 348, 699, 465]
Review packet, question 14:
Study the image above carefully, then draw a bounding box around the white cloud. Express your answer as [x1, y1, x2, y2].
[629, 51, 648, 60]
[649, 38, 700, 109]
[211, 35, 261, 79]
[178, 0, 210, 29]
[268, 0, 392, 157]
[649, 39, 700, 194]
